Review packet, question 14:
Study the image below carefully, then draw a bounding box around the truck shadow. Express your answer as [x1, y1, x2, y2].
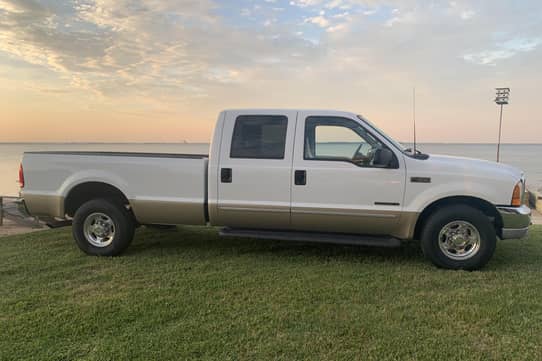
[125, 225, 426, 266]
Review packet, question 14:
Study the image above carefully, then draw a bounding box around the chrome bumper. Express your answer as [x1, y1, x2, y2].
[497, 205, 532, 239]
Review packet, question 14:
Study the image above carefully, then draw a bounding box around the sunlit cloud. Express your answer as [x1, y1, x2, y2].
[463, 38, 542, 66]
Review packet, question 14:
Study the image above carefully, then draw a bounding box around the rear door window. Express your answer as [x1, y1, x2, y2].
[230, 115, 288, 159]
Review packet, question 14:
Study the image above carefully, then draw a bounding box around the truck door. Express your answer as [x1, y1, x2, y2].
[290, 111, 406, 235]
[215, 110, 297, 229]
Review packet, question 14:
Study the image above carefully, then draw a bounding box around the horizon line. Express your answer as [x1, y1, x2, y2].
[1, 141, 542, 145]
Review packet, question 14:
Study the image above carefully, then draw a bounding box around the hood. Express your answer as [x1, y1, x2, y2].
[405, 153, 524, 192]
[426, 154, 523, 180]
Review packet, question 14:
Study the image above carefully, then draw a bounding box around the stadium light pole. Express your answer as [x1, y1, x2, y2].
[494, 87, 510, 163]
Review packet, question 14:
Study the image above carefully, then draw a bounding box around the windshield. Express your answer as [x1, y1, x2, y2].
[357, 115, 406, 153]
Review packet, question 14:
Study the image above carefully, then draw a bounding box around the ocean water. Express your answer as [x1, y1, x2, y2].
[1, 143, 541, 196]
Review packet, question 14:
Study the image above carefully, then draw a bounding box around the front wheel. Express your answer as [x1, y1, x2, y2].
[421, 205, 496, 270]
[72, 199, 135, 256]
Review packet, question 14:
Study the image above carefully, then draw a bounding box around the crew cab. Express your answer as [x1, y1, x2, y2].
[18, 109, 531, 269]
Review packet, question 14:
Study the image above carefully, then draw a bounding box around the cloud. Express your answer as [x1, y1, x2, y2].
[325, 0, 343, 9]
[0, 0, 23, 13]
[333, 11, 349, 18]
[463, 38, 542, 65]
[289, 0, 322, 8]
[305, 14, 329, 27]
[384, 9, 417, 27]
[460, 9, 475, 20]
[0, 0, 322, 100]
[326, 23, 346, 33]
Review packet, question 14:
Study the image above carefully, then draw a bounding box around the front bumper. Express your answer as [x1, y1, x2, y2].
[497, 205, 532, 239]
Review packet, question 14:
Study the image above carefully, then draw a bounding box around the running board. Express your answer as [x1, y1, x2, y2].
[219, 228, 401, 248]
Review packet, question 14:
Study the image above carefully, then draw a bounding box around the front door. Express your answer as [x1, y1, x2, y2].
[216, 110, 297, 229]
[291, 111, 406, 235]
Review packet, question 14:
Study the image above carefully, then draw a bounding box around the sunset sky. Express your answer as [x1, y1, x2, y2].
[1, 0, 541, 143]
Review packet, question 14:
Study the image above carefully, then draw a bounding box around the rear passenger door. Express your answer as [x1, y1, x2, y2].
[216, 110, 297, 229]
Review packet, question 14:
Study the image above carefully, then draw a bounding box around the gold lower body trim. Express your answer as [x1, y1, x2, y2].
[130, 199, 206, 225]
[21, 192, 64, 218]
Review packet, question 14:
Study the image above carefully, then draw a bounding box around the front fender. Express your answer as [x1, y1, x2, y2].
[404, 181, 510, 213]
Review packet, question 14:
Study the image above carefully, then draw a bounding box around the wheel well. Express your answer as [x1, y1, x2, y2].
[64, 182, 131, 217]
[413, 196, 503, 240]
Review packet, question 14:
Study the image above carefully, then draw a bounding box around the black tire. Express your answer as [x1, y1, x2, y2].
[72, 199, 135, 256]
[421, 205, 496, 270]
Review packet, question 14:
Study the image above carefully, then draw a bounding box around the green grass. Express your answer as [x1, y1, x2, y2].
[1, 226, 542, 361]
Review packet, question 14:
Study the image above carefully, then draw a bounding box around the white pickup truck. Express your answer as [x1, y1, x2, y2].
[18, 109, 531, 269]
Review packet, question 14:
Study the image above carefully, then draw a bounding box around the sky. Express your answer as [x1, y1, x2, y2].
[0, 0, 541, 143]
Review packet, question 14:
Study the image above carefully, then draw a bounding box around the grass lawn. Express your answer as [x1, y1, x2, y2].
[1, 225, 542, 361]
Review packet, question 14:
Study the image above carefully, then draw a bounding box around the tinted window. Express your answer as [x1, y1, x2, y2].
[230, 115, 288, 159]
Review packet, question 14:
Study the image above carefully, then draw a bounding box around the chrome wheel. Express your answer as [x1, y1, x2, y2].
[438, 221, 481, 260]
[83, 212, 115, 248]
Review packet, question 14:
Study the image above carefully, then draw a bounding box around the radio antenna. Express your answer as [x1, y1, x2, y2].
[413, 87, 417, 154]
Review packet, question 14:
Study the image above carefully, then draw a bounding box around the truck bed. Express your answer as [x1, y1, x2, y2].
[21, 151, 210, 226]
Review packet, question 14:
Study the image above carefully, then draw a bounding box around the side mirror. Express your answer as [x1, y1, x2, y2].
[373, 148, 394, 167]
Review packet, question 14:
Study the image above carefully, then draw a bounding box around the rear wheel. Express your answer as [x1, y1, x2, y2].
[421, 205, 496, 270]
[72, 199, 135, 256]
